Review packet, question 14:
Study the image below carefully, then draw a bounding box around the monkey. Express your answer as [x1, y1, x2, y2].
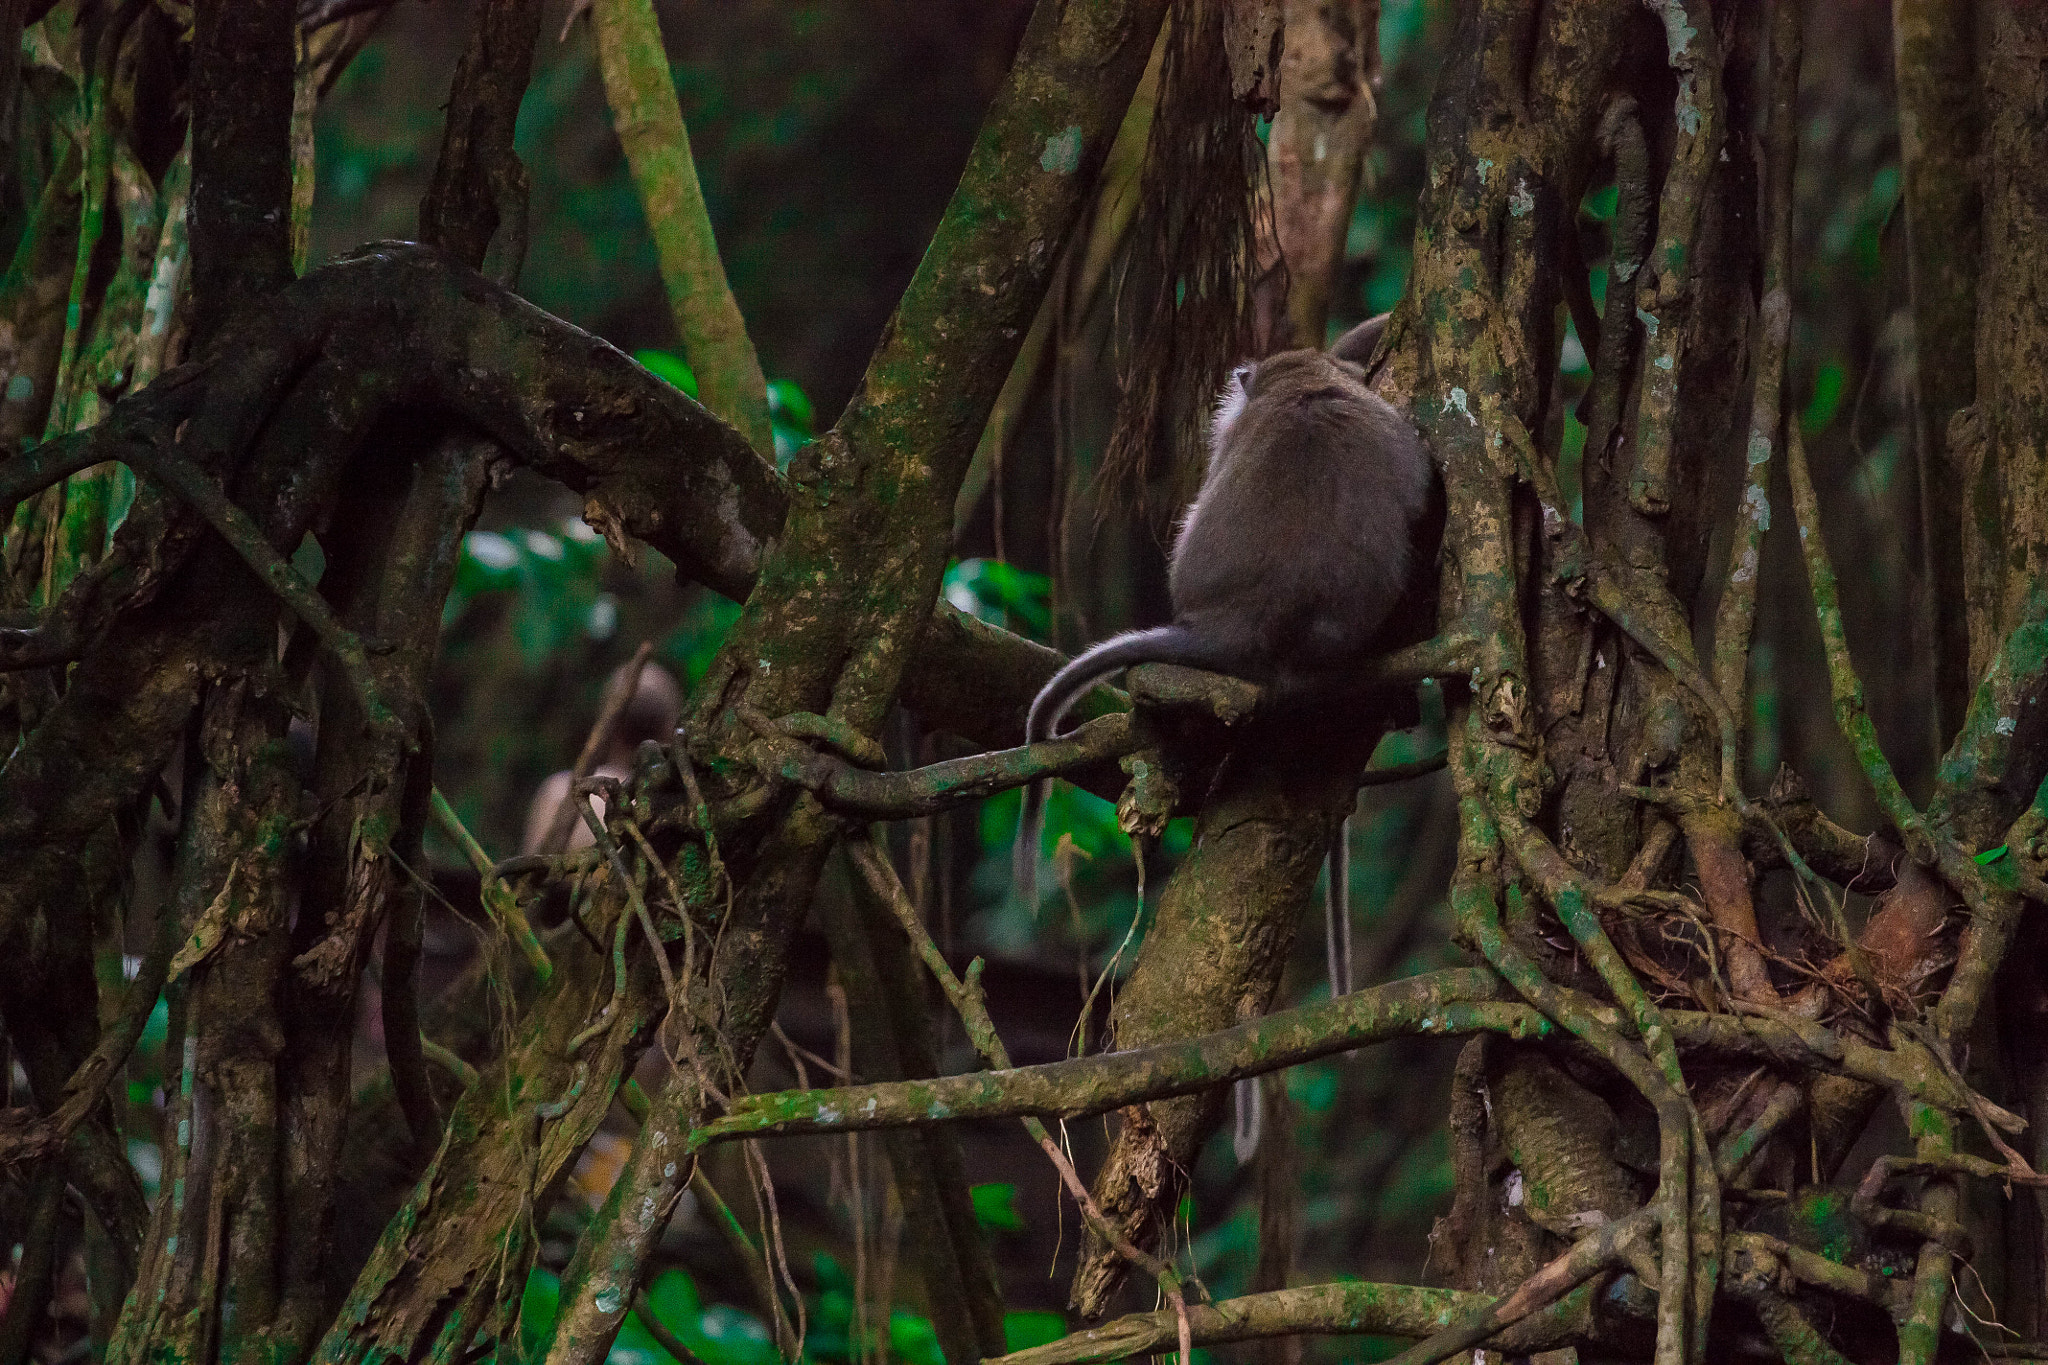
[1013, 341, 1438, 904]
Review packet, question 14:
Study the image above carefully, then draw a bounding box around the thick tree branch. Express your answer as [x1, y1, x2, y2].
[1893, 0, 1980, 750]
[1709, 0, 1800, 711]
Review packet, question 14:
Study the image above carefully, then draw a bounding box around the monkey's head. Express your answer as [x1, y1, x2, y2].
[1207, 349, 1375, 466]
[605, 660, 682, 762]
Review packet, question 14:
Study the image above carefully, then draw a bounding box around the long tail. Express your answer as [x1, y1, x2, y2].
[1026, 625, 1237, 743]
[1013, 626, 1238, 907]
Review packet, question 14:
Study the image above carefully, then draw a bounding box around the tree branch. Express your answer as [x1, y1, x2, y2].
[738, 709, 1140, 819]
[986, 1278, 1601, 1365]
[590, 0, 771, 452]
[420, 0, 540, 281]
[680, 957, 1998, 1150]
[691, 968, 1535, 1146]
[1709, 0, 1800, 709]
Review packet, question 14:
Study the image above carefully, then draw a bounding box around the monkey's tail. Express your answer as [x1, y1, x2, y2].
[1026, 625, 1234, 744]
[1013, 626, 1235, 908]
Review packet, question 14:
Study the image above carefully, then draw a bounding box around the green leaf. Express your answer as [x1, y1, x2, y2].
[659, 592, 743, 688]
[1285, 1062, 1340, 1114]
[635, 348, 700, 399]
[1801, 360, 1846, 435]
[766, 378, 814, 432]
[887, 1310, 946, 1365]
[642, 1269, 701, 1329]
[812, 1249, 852, 1293]
[1975, 844, 2009, 865]
[969, 1181, 1024, 1232]
[942, 558, 1052, 639]
[692, 1306, 778, 1365]
[1002, 1312, 1068, 1353]
[519, 1267, 562, 1362]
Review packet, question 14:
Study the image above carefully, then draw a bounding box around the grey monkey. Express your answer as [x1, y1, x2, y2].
[1015, 341, 1436, 899]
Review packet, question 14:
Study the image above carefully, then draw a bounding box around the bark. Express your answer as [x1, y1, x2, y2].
[1970, 2, 2048, 750]
[820, 859, 1007, 1364]
[1893, 0, 1980, 752]
[1067, 725, 1378, 1314]
[188, 0, 295, 345]
[537, 1, 1172, 1359]
[1971, 2, 2048, 1335]
[1261, 0, 1379, 349]
[420, 0, 540, 279]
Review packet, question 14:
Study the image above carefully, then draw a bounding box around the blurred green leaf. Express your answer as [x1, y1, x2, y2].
[768, 379, 816, 468]
[1189, 1202, 1260, 1297]
[970, 1181, 1025, 1233]
[1380, 0, 1435, 63]
[660, 591, 744, 689]
[1286, 1062, 1341, 1114]
[1801, 360, 1847, 435]
[803, 1253, 944, 1365]
[519, 1267, 561, 1363]
[943, 558, 1052, 640]
[125, 995, 171, 1106]
[126, 1138, 161, 1201]
[693, 1306, 778, 1365]
[1002, 1312, 1067, 1353]
[643, 1268, 702, 1327]
[767, 377, 814, 432]
[635, 348, 700, 399]
[886, 1310, 945, 1365]
[607, 1265, 778, 1365]
[444, 521, 613, 669]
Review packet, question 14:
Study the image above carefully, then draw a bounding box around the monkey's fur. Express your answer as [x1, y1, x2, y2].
[1015, 343, 1436, 895]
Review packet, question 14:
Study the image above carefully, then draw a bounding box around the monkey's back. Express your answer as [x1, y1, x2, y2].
[1168, 355, 1432, 680]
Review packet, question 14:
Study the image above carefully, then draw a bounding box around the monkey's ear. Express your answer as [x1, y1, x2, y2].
[1330, 312, 1391, 365]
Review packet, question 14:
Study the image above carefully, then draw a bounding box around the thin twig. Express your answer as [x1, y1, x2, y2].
[574, 788, 677, 1003]
[631, 1289, 708, 1365]
[430, 786, 553, 982]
